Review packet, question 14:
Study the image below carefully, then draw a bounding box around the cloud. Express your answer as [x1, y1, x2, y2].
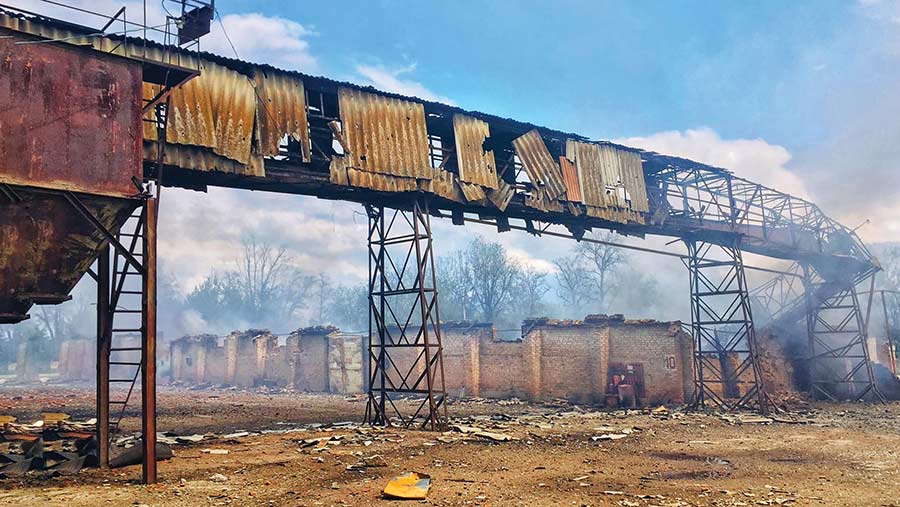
[203, 13, 318, 72]
[354, 63, 455, 104]
[615, 127, 809, 199]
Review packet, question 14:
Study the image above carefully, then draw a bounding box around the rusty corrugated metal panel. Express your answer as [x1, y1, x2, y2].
[330, 155, 418, 192]
[559, 156, 582, 203]
[512, 130, 565, 200]
[566, 140, 610, 208]
[598, 144, 623, 207]
[459, 181, 487, 202]
[486, 180, 515, 211]
[619, 149, 649, 212]
[143, 142, 264, 177]
[162, 61, 256, 165]
[0, 31, 142, 198]
[338, 88, 431, 179]
[253, 69, 310, 162]
[453, 114, 497, 189]
[525, 192, 564, 213]
[425, 169, 465, 202]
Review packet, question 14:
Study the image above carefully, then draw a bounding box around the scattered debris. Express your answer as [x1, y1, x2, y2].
[201, 449, 229, 455]
[383, 472, 432, 500]
[209, 473, 229, 483]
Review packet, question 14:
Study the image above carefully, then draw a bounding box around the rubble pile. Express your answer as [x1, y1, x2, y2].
[0, 413, 97, 478]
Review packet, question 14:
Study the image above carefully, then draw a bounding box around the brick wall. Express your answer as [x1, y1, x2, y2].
[607, 320, 692, 405]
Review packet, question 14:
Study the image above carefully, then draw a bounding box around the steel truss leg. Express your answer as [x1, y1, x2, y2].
[92, 196, 159, 484]
[802, 265, 885, 402]
[364, 202, 448, 430]
[686, 240, 771, 414]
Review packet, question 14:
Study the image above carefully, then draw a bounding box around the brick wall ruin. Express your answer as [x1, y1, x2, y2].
[442, 315, 693, 406]
[168, 316, 693, 406]
[169, 327, 368, 394]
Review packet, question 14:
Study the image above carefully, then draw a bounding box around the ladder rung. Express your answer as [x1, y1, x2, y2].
[112, 329, 143, 333]
[119, 290, 142, 295]
[110, 379, 135, 383]
[111, 347, 142, 351]
[114, 310, 143, 314]
[109, 401, 128, 405]
[110, 361, 141, 366]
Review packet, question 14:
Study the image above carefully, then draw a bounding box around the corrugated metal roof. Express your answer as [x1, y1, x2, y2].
[559, 156, 582, 203]
[512, 130, 566, 200]
[338, 87, 431, 180]
[253, 69, 310, 162]
[143, 142, 264, 177]
[453, 114, 497, 189]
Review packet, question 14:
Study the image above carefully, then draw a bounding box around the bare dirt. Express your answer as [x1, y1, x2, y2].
[1, 385, 899, 506]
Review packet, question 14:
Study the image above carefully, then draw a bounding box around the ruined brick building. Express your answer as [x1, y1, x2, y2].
[168, 315, 694, 406]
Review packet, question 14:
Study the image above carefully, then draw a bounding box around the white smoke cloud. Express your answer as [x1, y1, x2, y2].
[354, 63, 456, 105]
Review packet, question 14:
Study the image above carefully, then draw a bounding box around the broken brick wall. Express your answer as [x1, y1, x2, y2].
[57, 338, 95, 382]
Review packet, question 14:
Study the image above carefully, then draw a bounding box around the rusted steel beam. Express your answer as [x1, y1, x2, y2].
[141, 197, 158, 484]
[64, 191, 146, 275]
[95, 246, 111, 468]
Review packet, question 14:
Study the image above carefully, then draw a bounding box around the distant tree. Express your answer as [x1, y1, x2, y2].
[465, 237, 521, 323]
[235, 236, 290, 322]
[517, 266, 550, 318]
[436, 251, 473, 321]
[313, 272, 332, 324]
[554, 255, 593, 316]
[577, 231, 626, 312]
[327, 284, 369, 331]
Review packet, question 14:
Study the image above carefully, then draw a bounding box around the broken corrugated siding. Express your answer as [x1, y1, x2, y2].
[459, 181, 487, 202]
[144, 61, 256, 166]
[453, 114, 498, 189]
[143, 142, 264, 177]
[330, 155, 418, 192]
[559, 156, 582, 203]
[619, 149, 649, 212]
[253, 69, 311, 162]
[567, 140, 610, 208]
[338, 88, 431, 179]
[512, 130, 566, 200]
[426, 169, 465, 202]
[486, 180, 515, 211]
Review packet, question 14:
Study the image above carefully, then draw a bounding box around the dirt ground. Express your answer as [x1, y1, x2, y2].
[1, 385, 900, 506]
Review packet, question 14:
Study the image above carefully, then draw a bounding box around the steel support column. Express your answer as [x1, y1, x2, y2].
[95, 245, 111, 468]
[686, 239, 771, 413]
[364, 202, 448, 430]
[141, 196, 158, 483]
[802, 265, 885, 402]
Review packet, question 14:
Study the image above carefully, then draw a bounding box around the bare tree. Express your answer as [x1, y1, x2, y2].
[577, 231, 626, 312]
[314, 272, 331, 324]
[236, 236, 289, 322]
[466, 237, 521, 323]
[554, 255, 593, 316]
[436, 251, 473, 321]
[518, 266, 550, 318]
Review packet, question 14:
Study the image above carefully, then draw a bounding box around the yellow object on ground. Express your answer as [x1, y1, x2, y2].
[382, 472, 432, 499]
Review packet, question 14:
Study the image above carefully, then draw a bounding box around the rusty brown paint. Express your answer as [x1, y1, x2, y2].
[453, 114, 497, 189]
[486, 180, 515, 212]
[338, 88, 431, 180]
[0, 189, 138, 319]
[458, 181, 487, 202]
[559, 156, 582, 203]
[254, 69, 310, 162]
[0, 30, 142, 197]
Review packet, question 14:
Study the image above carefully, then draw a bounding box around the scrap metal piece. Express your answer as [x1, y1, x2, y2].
[338, 88, 431, 179]
[512, 130, 566, 200]
[453, 114, 498, 189]
[383, 472, 432, 499]
[253, 70, 310, 162]
[567, 140, 612, 208]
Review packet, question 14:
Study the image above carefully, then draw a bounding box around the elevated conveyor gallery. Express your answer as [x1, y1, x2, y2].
[0, 7, 885, 484]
